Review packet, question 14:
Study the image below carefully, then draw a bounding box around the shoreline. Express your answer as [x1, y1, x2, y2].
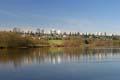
[0, 32, 120, 49]
[1, 45, 120, 49]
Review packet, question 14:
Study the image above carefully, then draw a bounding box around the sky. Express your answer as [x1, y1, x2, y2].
[0, 0, 120, 33]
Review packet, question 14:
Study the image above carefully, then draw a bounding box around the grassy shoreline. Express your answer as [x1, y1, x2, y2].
[0, 32, 120, 49]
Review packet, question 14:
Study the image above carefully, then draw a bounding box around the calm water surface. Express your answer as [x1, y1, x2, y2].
[0, 47, 120, 80]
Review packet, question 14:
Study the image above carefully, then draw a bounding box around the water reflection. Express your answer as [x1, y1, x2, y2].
[0, 47, 120, 68]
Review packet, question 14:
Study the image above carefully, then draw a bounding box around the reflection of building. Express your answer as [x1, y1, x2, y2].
[1, 48, 120, 68]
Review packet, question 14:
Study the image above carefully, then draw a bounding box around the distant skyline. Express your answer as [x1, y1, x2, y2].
[0, 0, 120, 34]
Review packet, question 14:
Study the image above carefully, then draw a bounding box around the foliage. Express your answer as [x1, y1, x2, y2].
[0, 32, 49, 48]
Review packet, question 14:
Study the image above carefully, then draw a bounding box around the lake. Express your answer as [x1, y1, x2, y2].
[0, 47, 120, 80]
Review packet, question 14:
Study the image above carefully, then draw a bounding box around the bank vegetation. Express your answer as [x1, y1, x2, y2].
[0, 31, 120, 48]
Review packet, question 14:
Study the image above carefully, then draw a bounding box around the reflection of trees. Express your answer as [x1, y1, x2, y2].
[63, 47, 120, 63]
[0, 48, 50, 68]
[0, 47, 120, 68]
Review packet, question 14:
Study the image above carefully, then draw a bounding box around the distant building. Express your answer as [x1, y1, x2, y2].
[13, 27, 21, 33]
[57, 30, 61, 34]
[36, 28, 40, 34]
[98, 32, 102, 36]
[104, 32, 107, 36]
[36, 28, 44, 35]
[50, 29, 57, 34]
[41, 29, 44, 34]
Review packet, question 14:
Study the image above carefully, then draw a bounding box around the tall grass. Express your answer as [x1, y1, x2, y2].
[0, 32, 49, 48]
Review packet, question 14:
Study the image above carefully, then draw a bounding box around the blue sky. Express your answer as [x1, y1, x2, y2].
[0, 0, 120, 33]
